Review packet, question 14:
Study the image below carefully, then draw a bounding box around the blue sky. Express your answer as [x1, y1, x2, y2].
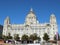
[0, 0, 60, 34]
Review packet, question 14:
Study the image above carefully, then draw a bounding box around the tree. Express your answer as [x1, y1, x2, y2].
[14, 34, 20, 41]
[33, 33, 37, 40]
[54, 34, 60, 41]
[2, 33, 12, 40]
[43, 33, 50, 42]
[37, 37, 41, 41]
[7, 33, 12, 39]
[58, 34, 60, 40]
[59, 35, 60, 40]
[2, 35, 8, 40]
[29, 35, 34, 41]
[29, 33, 37, 41]
[29, 33, 41, 41]
[21, 34, 29, 41]
[0, 34, 2, 39]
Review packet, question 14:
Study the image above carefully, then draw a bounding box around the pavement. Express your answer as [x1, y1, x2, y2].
[0, 43, 57, 45]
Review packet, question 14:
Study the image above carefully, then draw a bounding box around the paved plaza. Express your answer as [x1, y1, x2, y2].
[4, 43, 57, 45]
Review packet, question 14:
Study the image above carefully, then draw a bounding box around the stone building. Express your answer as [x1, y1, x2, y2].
[2, 8, 58, 41]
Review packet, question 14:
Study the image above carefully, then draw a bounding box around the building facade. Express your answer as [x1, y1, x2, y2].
[2, 8, 58, 41]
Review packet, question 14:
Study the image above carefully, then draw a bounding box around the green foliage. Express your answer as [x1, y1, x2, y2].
[43, 33, 50, 42]
[29, 33, 41, 41]
[29, 35, 34, 41]
[2, 35, 8, 40]
[7, 33, 12, 39]
[37, 37, 41, 41]
[21, 33, 41, 41]
[54, 34, 60, 41]
[14, 34, 20, 41]
[2, 33, 12, 40]
[21, 34, 29, 41]
[0, 34, 2, 39]
[54, 35, 57, 41]
[58, 34, 60, 40]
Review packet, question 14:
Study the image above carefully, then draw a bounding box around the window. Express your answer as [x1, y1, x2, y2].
[48, 28, 49, 30]
[29, 17, 31, 19]
[31, 22, 33, 24]
[48, 31, 50, 34]
[53, 32, 55, 34]
[17, 28, 19, 30]
[53, 25, 54, 26]
[43, 28, 45, 30]
[53, 28, 54, 30]
[21, 28, 24, 30]
[26, 28, 28, 30]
